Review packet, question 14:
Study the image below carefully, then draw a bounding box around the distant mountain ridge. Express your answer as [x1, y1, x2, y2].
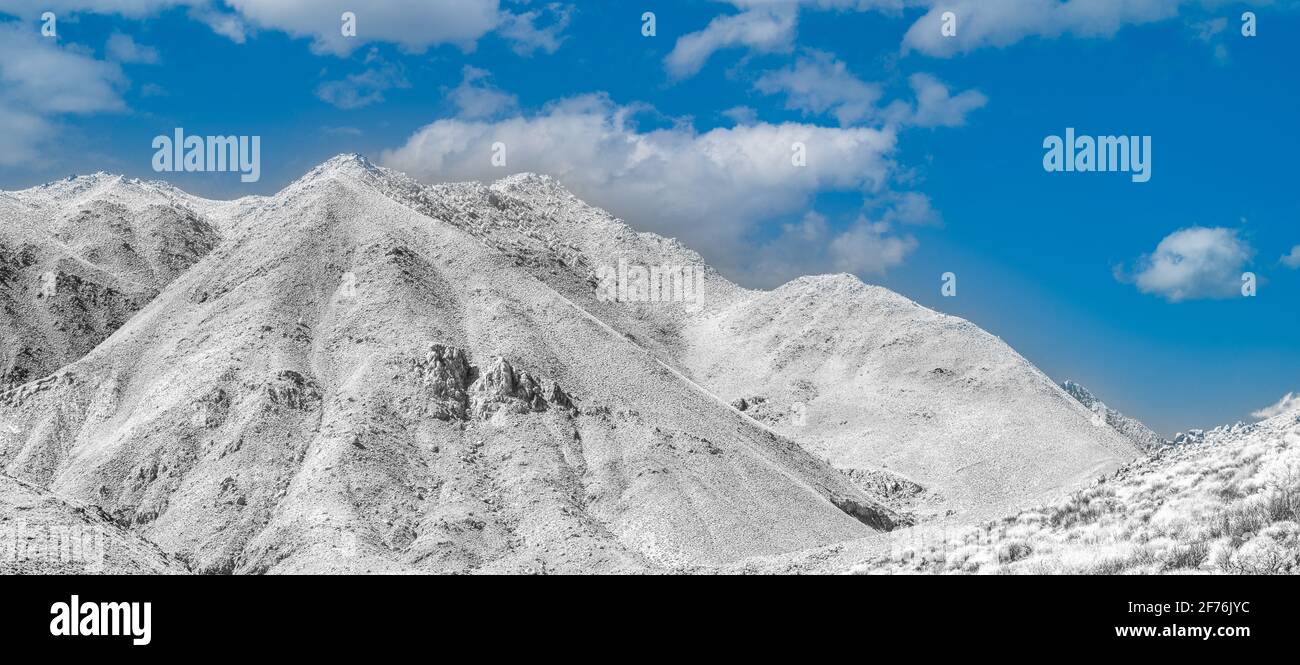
[1060, 380, 1168, 452]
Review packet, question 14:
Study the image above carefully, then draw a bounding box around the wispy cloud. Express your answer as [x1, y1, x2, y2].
[903, 73, 988, 127]
[447, 66, 518, 120]
[740, 210, 917, 286]
[496, 2, 573, 56]
[315, 49, 409, 110]
[754, 51, 986, 128]
[106, 32, 160, 64]
[755, 50, 882, 126]
[0, 1, 571, 56]
[665, 6, 797, 79]
[0, 21, 125, 166]
[1280, 245, 1300, 269]
[1252, 392, 1300, 419]
[902, 0, 1223, 58]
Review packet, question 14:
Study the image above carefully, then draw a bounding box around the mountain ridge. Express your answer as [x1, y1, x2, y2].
[0, 155, 1143, 572]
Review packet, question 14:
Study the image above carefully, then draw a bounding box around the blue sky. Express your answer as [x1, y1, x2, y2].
[0, 0, 1297, 435]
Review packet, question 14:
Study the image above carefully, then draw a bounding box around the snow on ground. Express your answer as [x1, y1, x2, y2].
[849, 410, 1300, 575]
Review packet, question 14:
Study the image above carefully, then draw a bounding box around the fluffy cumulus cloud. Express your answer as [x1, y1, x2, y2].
[754, 51, 985, 128]
[1122, 227, 1254, 302]
[0, 1, 570, 55]
[1252, 392, 1300, 420]
[0, 21, 125, 166]
[378, 94, 908, 283]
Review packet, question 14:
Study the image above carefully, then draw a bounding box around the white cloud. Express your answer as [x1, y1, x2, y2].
[741, 210, 917, 286]
[495, 2, 572, 56]
[901, 0, 1218, 57]
[188, 4, 248, 43]
[378, 94, 901, 283]
[721, 106, 759, 126]
[106, 32, 160, 64]
[1123, 227, 1254, 302]
[1252, 392, 1300, 420]
[660, 1, 914, 78]
[664, 0, 1220, 74]
[1191, 16, 1227, 41]
[0, 22, 126, 114]
[754, 52, 985, 128]
[446, 66, 518, 120]
[1280, 245, 1300, 269]
[828, 217, 917, 274]
[0, 1, 189, 19]
[904, 73, 988, 127]
[315, 50, 409, 109]
[1189, 16, 1230, 63]
[755, 50, 882, 126]
[0, 1, 569, 55]
[0, 22, 123, 166]
[0, 102, 54, 167]
[665, 6, 798, 79]
[225, 0, 500, 55]
[877, 190, 942, 226]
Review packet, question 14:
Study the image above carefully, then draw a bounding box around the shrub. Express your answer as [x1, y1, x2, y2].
[996, 539, 1032, 564]
[1161, 541, 1209, 571]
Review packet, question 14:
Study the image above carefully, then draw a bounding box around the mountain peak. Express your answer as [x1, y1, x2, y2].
[491, 171, 570, 198]
[322, 152, 378, 170]
[7, 170, 194, 208]
[303, 153, 382, 179]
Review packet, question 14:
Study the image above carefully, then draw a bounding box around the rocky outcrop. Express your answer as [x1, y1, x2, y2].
[264, 370, 321, 410]
[408, 344, 576, 421]
[470, 357, 547, 418]
[0, 372, 73, 407]
[411, 344, 473, 420]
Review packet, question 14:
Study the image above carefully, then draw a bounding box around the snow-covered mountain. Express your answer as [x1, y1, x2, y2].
[0, 156, 1142, 573]
[1060, 380, 1168, 452]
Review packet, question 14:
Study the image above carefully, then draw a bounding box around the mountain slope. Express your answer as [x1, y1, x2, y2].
[0, 157, 894, 573]
[676, 277, 1140, 518]
[0, 472, 186, 574]
[1060, 380, 1167, 451]
[382, 162, 1143, 519]
[0, 175, 220, 391]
